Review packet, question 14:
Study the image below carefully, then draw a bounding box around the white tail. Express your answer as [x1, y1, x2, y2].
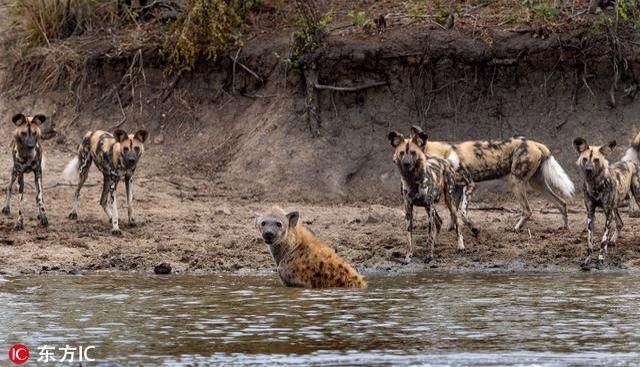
[622, 147, 639, 163]
[541, 155, 574, 198]
[63, 156, 80, 184]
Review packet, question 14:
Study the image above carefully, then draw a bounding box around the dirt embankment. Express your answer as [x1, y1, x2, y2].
[2, 2, 640, 275]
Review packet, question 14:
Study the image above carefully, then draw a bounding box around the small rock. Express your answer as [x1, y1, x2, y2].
[109, 256, 122, 267]
[68, 269, 81, 275]
[154, 262, 172, 275]
[364, 212, 381, 224]
[214, 205, 232, 215]
[153, 134, 164, 145]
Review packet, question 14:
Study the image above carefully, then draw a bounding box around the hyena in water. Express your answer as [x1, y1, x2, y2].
[255, 206, 367, 288]
[415, 125, 575, 231]
[573, 135, 640, 270]
[63, 129, 149, 235]
[2, 114, 49, 230]
[388, 127, 476, 264]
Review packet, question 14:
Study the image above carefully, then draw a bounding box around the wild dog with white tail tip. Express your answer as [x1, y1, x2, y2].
[573, 136, 640, 270]
[255, 206, 367, 288]
[388, 127, 473, 264]
[2, 114, 49, 230]
[64, 129, 149, 235]
[416, 126, 575, 231]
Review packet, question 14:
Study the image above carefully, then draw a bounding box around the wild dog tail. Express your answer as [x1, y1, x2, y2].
[63, 156, 80, 184]
[622, 132, 640, 163]
[540, 155, 575, 198]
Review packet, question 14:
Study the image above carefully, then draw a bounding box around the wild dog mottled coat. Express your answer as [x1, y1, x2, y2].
[417, 126, 575, 231]
[64, 129, 149, 235]
[255, 206, 366, 288]
[388, 127, 471, 263]
[573, 135, 640, 270]
[2, 114, 49, 230]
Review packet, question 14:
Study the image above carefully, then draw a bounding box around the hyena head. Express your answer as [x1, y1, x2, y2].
[113, 129, 149, 168]
[255, 206, 299, 245]
[388, 126, 428, 175]
[573, 137, 615, 180]
[12, 113, 46, 150]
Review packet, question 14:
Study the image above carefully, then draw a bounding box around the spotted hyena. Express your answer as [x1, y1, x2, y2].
[415, 125, 575, 231]
[2, 114, 49, 230]
[63, 129, 149, 235]
[255, 206, 367, 288]
[388, 127, 474, 264]
[573, 136, 640, 270]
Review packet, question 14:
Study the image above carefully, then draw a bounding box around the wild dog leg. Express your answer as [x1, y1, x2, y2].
[445, 191, 465, 251]
[425, 206, 441, 263]
[100, 175, 113, 220]
[14, 174, 24, 230]
[598, 208, 613, 269]
[512, 177, 532, 231]
[34, 168, 48, 227]
[109, 177, 121, 235]
[125, 175, 136, 227]
[582, 201, 596, 269]
[610, 209, 623, 244]
[403, 195, 414, 263]
[2, 169, 17, 214]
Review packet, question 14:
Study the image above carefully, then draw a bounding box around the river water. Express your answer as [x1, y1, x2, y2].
[1, 272, 639, 366]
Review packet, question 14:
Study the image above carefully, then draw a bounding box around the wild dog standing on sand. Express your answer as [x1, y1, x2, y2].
[573, 136, 640, 270]
[63, 129, 149, 235]
[388, 128, 472, 263]
[414, 125, 575, 231]
[2, 114, 49, 230]
[255, 206, 366, 288]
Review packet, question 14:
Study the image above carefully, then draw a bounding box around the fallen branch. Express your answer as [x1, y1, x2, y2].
[314, 80, 388, 92]
[229, 52, 264, 87]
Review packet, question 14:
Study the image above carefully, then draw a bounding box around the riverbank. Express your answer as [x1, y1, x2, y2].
[2, 144, 640, 276]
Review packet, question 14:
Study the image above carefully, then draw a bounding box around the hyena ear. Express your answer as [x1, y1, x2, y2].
[410, 125, 428, 147]
[113, 129, 129, 143]
[600, 140, 617, 155]
[11, 114, 26, 126]
[573, 137, 588, 154]
[253, 212, 262, 228]
[286, 211, 299, 228]
[32, 114, 46, 125]
[388, 131, 405, 148]
[134, 129, 149, 143]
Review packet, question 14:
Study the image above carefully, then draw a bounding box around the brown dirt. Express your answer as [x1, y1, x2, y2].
[2, 1, 640, 275]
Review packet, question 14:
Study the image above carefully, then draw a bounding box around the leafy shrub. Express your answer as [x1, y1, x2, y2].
[163, 0, 242, 71]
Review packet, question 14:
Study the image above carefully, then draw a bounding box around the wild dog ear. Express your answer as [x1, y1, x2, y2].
[134, 129, 149, 143]
[600, 140, 617, 155]
[11, 114, 26, 126]
[388, 131, 405, 148]
[32, 114, 46, 125]
[410, 125, 428, 147]
[113, 129, 129, 143]
[573, 137, 588, 154]
[286, 211, 299, 228]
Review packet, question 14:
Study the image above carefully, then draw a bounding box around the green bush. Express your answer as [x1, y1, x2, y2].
[163, 0, 242, 71]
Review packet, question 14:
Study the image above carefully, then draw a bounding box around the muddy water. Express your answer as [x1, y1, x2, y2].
[1, 273, 640, 366]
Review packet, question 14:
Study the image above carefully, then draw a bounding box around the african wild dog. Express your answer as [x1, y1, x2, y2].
[255, 206, 367, 288]
[573, 135, 640, 270]
[63, 129, 149, 235]
[388, 127, 473, 264]
[415, 126, 575, 231]
[2, 114, 49, 230]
